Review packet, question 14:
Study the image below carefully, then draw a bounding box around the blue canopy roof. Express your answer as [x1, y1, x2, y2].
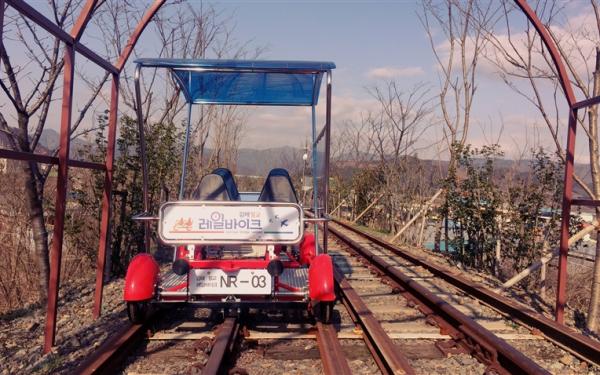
[135, 58, 336, 106]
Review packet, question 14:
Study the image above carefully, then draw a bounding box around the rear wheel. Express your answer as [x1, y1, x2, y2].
[127, 301, 150, 324]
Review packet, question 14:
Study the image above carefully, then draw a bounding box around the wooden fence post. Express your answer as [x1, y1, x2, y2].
[391, 189, 443, 243]
[352, 193, 384, 224]
[498, 220, 598, 290]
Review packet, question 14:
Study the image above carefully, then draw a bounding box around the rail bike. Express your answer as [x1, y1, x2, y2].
[122, 59, 336, 323]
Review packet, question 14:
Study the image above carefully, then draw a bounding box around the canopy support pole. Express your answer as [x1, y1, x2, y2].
[323, 71, 332, 253]
[180, 99, 193, 200]
[134, 64, 151, 252]
[311, 102, 319, 251]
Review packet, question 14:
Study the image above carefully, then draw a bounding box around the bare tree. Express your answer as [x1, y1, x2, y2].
[420, 0, 500, 163]
[207, 105, 246, 171]
[367, 81, 434, 165]
[485, 0, 600, 331]
[0, 2, 112, 301]
[420, 0, 500, 253]
[103, 2, 260, 177]
[337, 117, 374, 165]
[346, 81, 435, 232]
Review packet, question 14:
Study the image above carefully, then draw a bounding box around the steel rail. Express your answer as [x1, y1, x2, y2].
[332, 218, 600, 367]
[329, 221, 548, 374]
[203, 317, 240, 375]
[75, 313, 240, 375]
[315, 322, 353, 375]
[74, 321, 151, 375]
[334, 266, 415, 375]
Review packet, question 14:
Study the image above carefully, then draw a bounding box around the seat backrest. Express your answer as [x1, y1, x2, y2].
[258, 168, 298, 203]
[192, 173, 231, 200]
[212, 167, 240, 201]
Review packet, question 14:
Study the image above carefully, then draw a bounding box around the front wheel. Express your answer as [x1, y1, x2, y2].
[127, 301, 150, 324]
[315, 301, 334, 324]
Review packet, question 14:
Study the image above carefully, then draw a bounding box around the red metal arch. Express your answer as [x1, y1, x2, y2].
[513, 0, 600, 324]
[0, 0, 165, 352]
[0, 0, 595, 354]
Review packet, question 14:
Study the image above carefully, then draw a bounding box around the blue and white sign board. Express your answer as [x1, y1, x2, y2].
[158, 201, 303, 245]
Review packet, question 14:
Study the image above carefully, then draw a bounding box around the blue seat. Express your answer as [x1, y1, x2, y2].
[192, 173, 231, 201]
[212, 168, 240, 200]
[258, 168, 298, 203]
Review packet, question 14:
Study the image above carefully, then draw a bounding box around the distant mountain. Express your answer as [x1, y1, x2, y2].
[236, 146, 305, 176]
[1, 127, 91, 156]
[25, 129, 596, 198]
[37, 128, 89, 154]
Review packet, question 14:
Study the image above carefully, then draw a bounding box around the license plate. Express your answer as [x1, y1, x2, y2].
[190, 269, 272, 295]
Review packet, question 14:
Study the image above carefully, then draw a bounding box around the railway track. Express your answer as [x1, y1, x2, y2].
[74, 219, 600, 374]
[73, 307, 361, 374]
[327, 218, 600, 374]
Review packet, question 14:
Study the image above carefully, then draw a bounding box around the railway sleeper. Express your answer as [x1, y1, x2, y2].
[331, 219, 600, 369]
[329, 224, 549, 375]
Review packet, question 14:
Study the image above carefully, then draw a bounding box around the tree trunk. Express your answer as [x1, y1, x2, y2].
[588, 226, 600, 331]
[587, 48, 600, 332]
[434, 218, 442, 252]
[23, 160, 49, 303]
[444, 214, 450, 254]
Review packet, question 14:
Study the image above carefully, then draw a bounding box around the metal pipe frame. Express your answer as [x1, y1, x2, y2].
[92, 0, 165, 318]
[43, 43, 75, 354]
[44, 2, 97, 355]
[134, 64, 151, 252]
[179, 91, 193, 200]
[6, 0, 117, 74]
[115, 0, 165, 72]
[0, 0, 5, 63]
[0, 148, 105, 170]
[142, 65, 331, 74]
[133, 64, 331, 256]
[93, 74, 119, 319]
[311, 102, 319, 250]
[0, 0, 589, 353]
[323, 71, 332, 253]
[513, 0, 588, 324]
[1, 0, 166, 352]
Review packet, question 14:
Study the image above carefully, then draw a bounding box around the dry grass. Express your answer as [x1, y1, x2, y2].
[0, 169, 98, 314]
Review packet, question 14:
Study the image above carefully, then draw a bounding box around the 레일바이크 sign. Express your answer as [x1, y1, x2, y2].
[158, 201, 303, 244]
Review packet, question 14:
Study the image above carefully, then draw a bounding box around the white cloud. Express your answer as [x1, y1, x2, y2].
[429, 5, 600, 85]
[240, 94, 380, 149]
[366, 66, 425, 79]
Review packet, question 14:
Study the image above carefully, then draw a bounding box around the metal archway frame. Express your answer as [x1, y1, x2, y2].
[0, 0, 165, 352]
[0, 0, 593, 354]
[514, 0, 600, 324]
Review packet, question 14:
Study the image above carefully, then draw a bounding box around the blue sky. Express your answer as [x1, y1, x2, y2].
[197, 0, 565, 158]
[214, 0, 432, 94]
[1, 0, 594, 162]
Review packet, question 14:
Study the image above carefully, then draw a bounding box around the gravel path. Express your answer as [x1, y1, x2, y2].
[0, 277, 128, 375]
